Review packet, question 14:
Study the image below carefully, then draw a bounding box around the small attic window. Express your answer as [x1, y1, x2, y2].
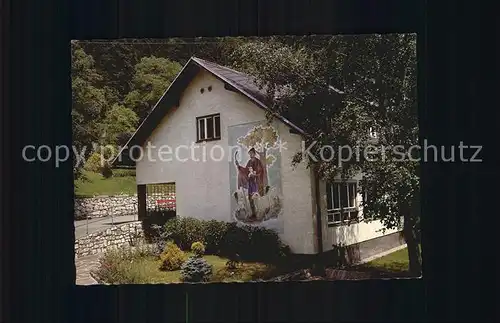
[196, 113, 221, 142]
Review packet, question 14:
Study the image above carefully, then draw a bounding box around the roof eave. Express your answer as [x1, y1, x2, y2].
[191, 58, 307, 136]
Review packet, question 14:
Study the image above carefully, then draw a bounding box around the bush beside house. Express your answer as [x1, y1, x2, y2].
[90, 217, 412, 284]
[158, 217, 291, 263]
[159, 241, 187, 271]
[92, 217, 292, 284]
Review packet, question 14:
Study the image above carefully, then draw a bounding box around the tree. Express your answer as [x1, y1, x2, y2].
[100, 104, 139, 146]
[124, 56, 182, 121]
[228, 35, 421, 275]
[71, 41, 108, 176]
[80, 41, 142, 100]
[237, 124, 280, 168]
[76, 38, 248, 114]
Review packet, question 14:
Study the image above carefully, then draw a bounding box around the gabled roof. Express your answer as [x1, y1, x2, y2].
[192, 58, 305, 133]
[113, 56, 306, 168]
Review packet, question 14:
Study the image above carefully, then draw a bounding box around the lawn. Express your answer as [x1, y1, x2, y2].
[93, 251, 276, 284]
[352, 245, 423, 277]
[75, 170, 136, 197]
[363, 247, 410, 273]
[92, 245, 420, 284]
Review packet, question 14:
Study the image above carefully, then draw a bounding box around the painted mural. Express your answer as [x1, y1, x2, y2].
[228, 121, 284, 233]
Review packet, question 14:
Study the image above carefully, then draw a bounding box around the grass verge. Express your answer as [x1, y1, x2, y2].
[75, 170, 136, 197]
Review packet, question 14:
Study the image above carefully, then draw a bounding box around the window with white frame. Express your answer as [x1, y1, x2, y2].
[360, 184, 373, 220]
[326, 182, 359, 225]
[196, 113, 221, 142]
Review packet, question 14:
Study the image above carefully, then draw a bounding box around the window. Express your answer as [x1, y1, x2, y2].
[360, 184, 375, 220]
[196, 114, 221, 142]
[326, 182, 359, 225]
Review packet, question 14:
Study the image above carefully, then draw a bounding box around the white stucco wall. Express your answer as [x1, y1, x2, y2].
[277, 122, 316, 254]
[317, 173, 402, 251]
[135, 70, 316, 254]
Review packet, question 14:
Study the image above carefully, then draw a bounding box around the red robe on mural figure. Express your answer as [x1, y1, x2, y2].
[235, 148, 267, 219]
[235, 148, 266, 196]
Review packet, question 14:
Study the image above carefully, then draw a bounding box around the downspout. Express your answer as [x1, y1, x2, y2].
[314, 165, 323, 254]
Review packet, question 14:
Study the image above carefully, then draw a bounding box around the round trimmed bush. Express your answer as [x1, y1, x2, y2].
[180, 256, 213, 283]
[159, 241, 187, 271]
[83, 152, 103, 173]
[191, 241, 205, 257]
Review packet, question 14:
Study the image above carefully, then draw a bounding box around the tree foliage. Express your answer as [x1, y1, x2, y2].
[124, 56, 182, 121]
[100, 104, 138, 146]
[71, 42, 109, 176]
[237, 125, 280, 167]
[227, 35, 421, 274]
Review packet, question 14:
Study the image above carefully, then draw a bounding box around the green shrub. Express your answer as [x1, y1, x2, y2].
[148, 224, 172, 256]
[92, 245, 155, 284]
[219, 222, 248, 258]
[247, 226, 285, 261]
[180, 256, 213, 282]
[112, 169, 136, 177]
[203, 219, 228, 253]
[163, 217, 180, 237]
[93, 254, 144, 284]
[163, 217, 205, 250]
[108, 244, 155, 260]
[219, 223, 288, 262]
[101, 163, 113, 178]
[178, 218, 206, 249]
[83, 150, 114, 178]
[160, 218, 289, 262]
[279, 244, 292, 258]
[83, 152, 103, 173]
[142, 212, 176, 243]
[225, 259, 241, 270]
[191, 242, 205, 257]
[159, 241, 187, 271]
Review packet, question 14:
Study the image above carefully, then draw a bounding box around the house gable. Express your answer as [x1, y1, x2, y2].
[141, 68, 270, 159]
[128, 67, 317, 253]
[113, 57, 305, 168]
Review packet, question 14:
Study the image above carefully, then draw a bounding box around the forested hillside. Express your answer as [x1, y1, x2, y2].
[71, 37, 246, 156]
[71, 37, 251, 194]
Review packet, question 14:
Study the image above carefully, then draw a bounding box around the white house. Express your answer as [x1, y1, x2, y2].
[113, 57, 404, 263]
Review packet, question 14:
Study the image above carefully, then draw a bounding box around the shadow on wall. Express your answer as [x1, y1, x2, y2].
[330, 222, 360, 266]
[273, 222, 360, 273]
[328, 244, 361, 267]
[324, 220, 406, 269]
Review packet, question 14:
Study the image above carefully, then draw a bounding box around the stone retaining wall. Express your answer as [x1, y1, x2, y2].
[74, 221, 144, 258]
[75, 195, 138, 219]
[75, 194, 175, 219]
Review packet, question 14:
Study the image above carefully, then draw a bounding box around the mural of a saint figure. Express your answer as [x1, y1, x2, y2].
[235, 147, 266, 219]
